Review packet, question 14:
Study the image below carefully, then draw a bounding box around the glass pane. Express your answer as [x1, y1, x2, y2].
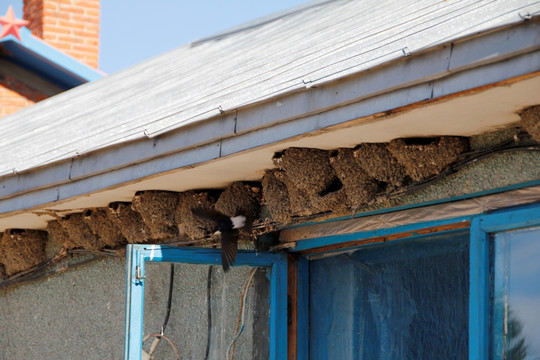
[142, 263, 269, 359]
[492, 226, 540, 360]
[309, 231, 469, 360]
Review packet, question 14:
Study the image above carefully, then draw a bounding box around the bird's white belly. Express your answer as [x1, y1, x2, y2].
[231, 215, 246, 229]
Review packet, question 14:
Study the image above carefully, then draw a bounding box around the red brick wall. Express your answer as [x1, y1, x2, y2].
[23, 0, 100, 69]
[0, 75, 47, 117]
[0, 0, 99, 117]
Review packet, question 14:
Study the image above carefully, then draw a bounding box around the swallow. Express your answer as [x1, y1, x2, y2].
[191, 205, 250, 272]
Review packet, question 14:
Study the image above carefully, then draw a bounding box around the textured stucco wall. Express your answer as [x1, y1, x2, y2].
[0, 257, 126, 359]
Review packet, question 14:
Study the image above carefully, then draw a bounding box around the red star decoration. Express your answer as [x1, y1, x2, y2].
[0, 5, 29, 42]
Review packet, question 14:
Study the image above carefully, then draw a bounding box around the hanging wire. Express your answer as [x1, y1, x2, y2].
[142, 333, 180, 360]
[388, 135, 540, 198]
[145, 263, 177, 358]
[227, 268, 258, 360]
[204, 265, 213, 360]
[162, 264, 175, 334]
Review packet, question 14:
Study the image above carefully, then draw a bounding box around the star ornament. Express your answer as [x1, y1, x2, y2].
[0, 5, 29, 42]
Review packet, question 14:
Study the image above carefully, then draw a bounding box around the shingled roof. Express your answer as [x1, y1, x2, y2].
[3, 0, 539, 174]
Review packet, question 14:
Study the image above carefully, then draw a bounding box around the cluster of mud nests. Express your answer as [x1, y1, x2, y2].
[46, 183, 262, 251]
[1, 105, 539, 277]
[0, 183, 261, 278]
[261, 103, 540, 221]
[264, 136, 468, 222]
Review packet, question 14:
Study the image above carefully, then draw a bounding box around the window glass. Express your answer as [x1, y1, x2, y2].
[309, 231, 469, 359]
[492, 226, 540, 360]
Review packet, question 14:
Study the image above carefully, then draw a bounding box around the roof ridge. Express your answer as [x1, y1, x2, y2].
[190, 0, 336, 46]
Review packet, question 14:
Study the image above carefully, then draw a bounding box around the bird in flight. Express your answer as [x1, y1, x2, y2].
[191, 206, 250, 272]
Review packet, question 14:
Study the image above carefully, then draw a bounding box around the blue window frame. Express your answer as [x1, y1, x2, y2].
[290, 201, 540, 360]
[491, 225, 540, 359]
[470, 203, 540, 360]
[124, 245, 287, 360]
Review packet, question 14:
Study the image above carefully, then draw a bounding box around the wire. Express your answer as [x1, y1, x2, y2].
[273, 137, 540, 226]
[145, 263, 176, 358]
[0, 256, 99, 289]
[205, 266, 213, 360]
[143, 333, 181, 360]
[227, 268, 258, 360]
[162, 264, 175, 334]
[2, 134, 538, 289]
[159, 236, 219, 246]
[389, 139, 540, 198]
[0, 237, 198, 289]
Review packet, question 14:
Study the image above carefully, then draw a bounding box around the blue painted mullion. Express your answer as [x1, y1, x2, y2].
[469, 217, 490, 360]
[491, 233, 507, 359]
[124, 245, 146, 360]
[269, 255, 288, 360]
[297, 256, 310, 360]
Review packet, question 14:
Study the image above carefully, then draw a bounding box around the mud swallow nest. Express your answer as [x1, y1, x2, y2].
[0, 229, 47, 276]
[521, 105, 540, 143]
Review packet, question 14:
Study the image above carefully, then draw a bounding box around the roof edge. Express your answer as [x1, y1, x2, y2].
[190, 0, 335, 46]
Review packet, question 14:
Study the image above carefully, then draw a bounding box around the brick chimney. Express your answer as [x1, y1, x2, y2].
[23, 0, 100, 69]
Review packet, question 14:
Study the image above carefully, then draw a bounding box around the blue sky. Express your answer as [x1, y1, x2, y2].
[3, 0, 309, 74]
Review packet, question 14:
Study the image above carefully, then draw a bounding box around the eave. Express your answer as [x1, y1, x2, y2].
[0, 18, 539, 231]
[0, 27, 103, 89]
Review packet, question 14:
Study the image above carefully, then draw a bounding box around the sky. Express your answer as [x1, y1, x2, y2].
[2, 0, 310, 74]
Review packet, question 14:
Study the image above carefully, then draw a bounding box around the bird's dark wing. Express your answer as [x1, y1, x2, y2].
[192, 205, 238, 271]
[191, 205, 227, 224]
[220, 228, 238, 272]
